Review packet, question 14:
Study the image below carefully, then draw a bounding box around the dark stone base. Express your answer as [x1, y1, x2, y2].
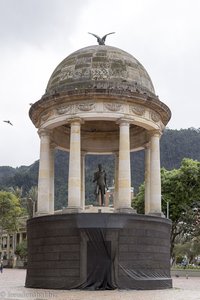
[25, 213, 172, 290]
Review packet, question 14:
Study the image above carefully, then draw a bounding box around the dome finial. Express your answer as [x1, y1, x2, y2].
[88, 32, 115, 45]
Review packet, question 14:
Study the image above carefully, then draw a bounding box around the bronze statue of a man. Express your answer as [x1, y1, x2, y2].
[93, 164, 107, 206]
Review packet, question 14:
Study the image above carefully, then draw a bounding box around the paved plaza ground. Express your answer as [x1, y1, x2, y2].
[0, 269, 200, 300]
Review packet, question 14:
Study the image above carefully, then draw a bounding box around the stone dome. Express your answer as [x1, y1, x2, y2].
[46, 45, 155, 96]
[29, 44, 171, 131]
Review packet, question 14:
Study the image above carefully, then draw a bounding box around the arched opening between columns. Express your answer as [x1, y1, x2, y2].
[36, 122, 161, 214]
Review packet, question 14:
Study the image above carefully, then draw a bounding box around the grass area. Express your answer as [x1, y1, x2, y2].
[172, 266, 200, 271]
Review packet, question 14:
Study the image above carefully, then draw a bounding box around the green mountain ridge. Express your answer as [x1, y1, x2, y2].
[1, 128, 200, 209]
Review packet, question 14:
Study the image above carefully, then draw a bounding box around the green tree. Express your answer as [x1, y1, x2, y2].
[25, 186, 38, 218]
[174, 237, 200, 264]
[15, 240, 27, 260]
[133, 158, 200, 260]
[193, 236, 200, 262]
[132, 183, 145, 214]
[0, 191, 23, 251]
[8, 186, 23, 199]
[162, 159, 200, 257]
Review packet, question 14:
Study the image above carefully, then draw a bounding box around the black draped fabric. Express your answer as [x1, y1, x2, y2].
[26, 213, 172, 290]
[80, 229, 116, 290]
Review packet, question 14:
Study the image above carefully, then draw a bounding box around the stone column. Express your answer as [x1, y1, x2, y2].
[116, 120, 133, 213]
[81, 151, 86, 210]
[144, 144, 151, 214]
[114, 152, 119, 209]
[149, 131, 163, 216]
[67, 119, 82, 212]
[37, 129, 51, 215]
[49, 144, 55, 214]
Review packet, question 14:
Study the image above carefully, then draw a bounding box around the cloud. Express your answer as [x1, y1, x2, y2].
[0, 0, 89, 47]
[0, 0, 200, 166]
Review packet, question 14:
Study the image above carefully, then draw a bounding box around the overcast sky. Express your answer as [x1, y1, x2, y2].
[0, 0, 200, 167]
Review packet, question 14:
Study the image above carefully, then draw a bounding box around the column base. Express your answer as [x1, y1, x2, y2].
[114, 207, 137, 214]
[62, 207, 83, 214]
[35, 212, 50, 217]
[148, 211, 165, 218]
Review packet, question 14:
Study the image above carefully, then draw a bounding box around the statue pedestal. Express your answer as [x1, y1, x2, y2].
[26, 213, 172, 290]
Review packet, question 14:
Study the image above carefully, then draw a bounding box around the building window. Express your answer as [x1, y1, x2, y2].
[10, 235, 13, 248]
[2, 237, 7, 249]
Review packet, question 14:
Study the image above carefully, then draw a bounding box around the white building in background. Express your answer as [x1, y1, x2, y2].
[0, 217, 27, 267]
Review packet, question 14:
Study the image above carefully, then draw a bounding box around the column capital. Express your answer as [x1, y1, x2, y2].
[38, 128, 51, 138]
[116, 118, 131, 126]
[149, 129, 162, 138]
[67, 117, 84, 126]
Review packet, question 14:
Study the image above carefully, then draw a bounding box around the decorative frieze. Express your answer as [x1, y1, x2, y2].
[32, 116, 40, 128]
[104, 103, 122, 112]
[76, 103, 95, 111]
[151, 111, 160, 123]
[57, 102, 95, 116]
[57, 105, 72, 115]
[130, 105, 145, 116]
[41, 111, 52, 122]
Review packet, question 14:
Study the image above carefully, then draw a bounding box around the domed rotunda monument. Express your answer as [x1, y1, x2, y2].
[26, 40, 172, 290]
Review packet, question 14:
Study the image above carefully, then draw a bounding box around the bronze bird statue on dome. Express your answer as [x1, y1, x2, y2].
[88, 32, 115, 45]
